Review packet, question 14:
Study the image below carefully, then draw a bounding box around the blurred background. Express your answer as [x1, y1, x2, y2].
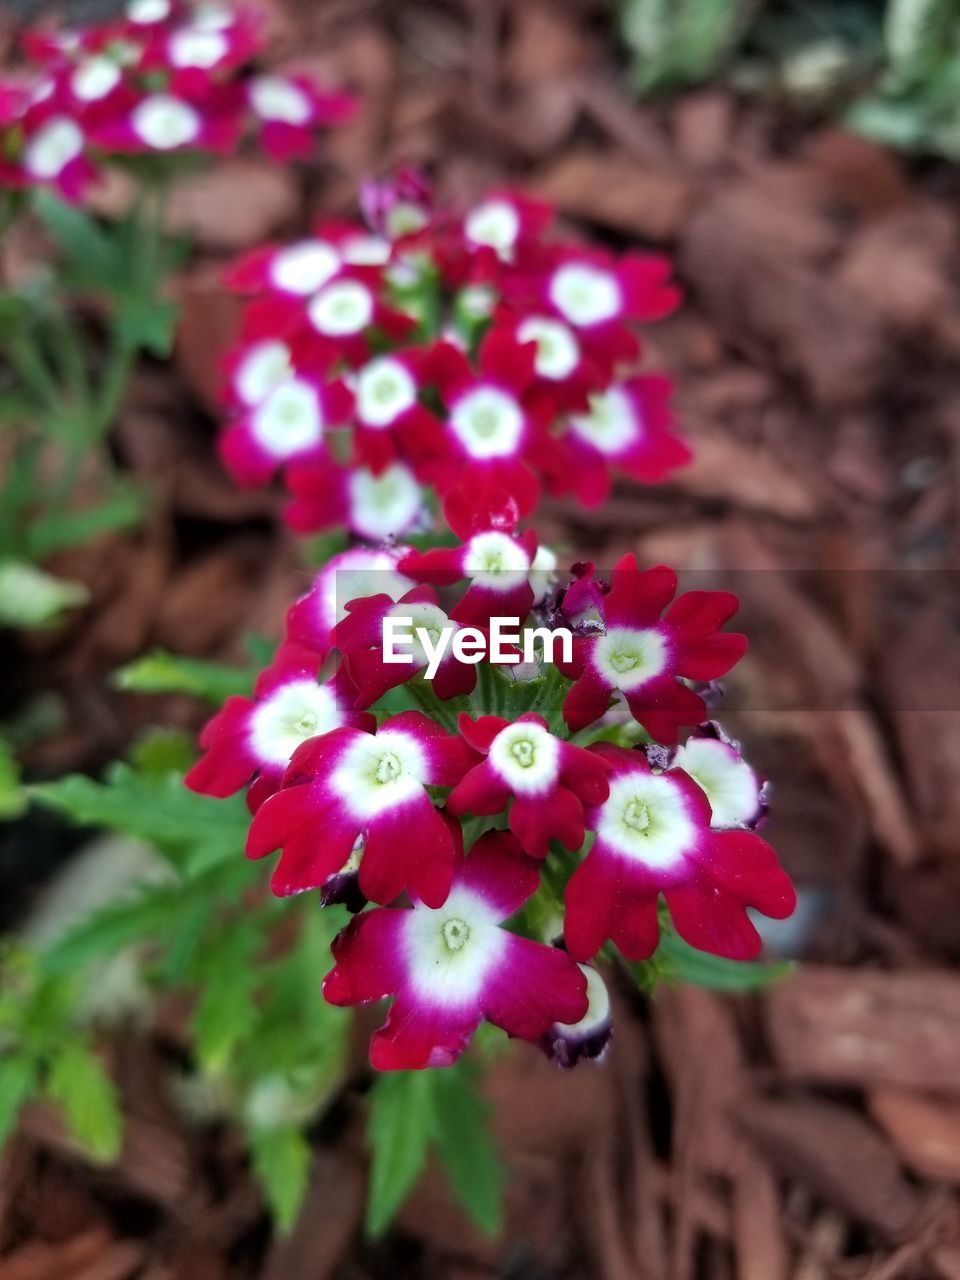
[2, 0, 960, 1277]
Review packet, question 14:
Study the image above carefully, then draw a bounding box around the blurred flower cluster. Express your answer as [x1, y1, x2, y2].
[0, 0, 353, 202]
[217, 171, 691, 536]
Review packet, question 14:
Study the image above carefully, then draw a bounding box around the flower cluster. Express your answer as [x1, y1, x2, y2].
[216, 173, 691, 533]
[0, 0, 353, 202]
[187, 485, 796, 1071]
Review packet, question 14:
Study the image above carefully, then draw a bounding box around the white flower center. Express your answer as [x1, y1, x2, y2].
[250, 380, 323, 455]
[672, 738, 759, 829]
[387, 601, 454, 667]
[550, 263, 621, 327]
[270, 240, 340, 295]
[126, 0, 170, 22]
[168, 28, 228, 68]
[348, 464, 422, 540]
[331, 728, 429, 819]
[340, 234, 391, 266]
[517, 316, 580, 380]
[592, 626, 668, 691]
[234, 341, 293, 406]
[488, 720, 559, 795]
[458, 285, 495, 318]
[450, 387, 523, 459]
[355, 357, 417, 427]
[249, 76, 312, 125]
[308, 281, 374, 336]
[404, 886, 506, 1005]
[463, 531, 530, 590]
[71, 56, 122, 101]
[464, 199, 519, 258]
[131, 95, 201, 150]
[249, 679, 339, 767]
[598, 772, 696, 868]
[569, 387, 639, 456]
[23, 118, 84, 178]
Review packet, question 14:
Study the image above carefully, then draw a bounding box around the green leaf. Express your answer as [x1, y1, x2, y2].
[0, 736, 27, 818]
[25, 484, 144, 560]
[32, 764, 249, 874]
[0, 560, 88, 629]
[884, 0, 956, 87]
[365, 1071, 435, 1236]
[430, 1061, 503, 1235]
[32, 192, 122, 289]
[0, 1054, 38, 1145]
[115, 649, 256, 703]
[41, 888, 184, 975]
[115, 295, 179, 358]
[651, 927, 793, 992]
[190, 923, 259, 1071]
[46, 1043, 123, 1162]
[249, 1124, 311, 1232]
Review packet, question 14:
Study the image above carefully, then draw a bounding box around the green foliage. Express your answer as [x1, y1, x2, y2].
[249, 1125, 312, 1233]
[366, 1059, 503, 1237]
[46, 1043, 123, 1162]
[618, 0, 761, 93]
[115, 649, 258, 704]
[627, 920, 792, 993]
[0, 735, 27, 819]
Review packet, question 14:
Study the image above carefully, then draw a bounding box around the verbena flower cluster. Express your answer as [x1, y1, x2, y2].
[216, 172, 691, 531]
[188, 478, 796, 1070]
[0, 0, 353, 202]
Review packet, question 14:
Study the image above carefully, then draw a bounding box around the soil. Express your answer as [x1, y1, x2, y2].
[2, 1, 960, 1277]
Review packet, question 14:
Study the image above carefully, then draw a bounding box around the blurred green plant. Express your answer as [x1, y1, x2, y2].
[617, 0, 960, 162]
[0, 186, 187, 629]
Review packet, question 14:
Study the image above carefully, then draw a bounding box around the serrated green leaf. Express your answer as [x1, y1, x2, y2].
[430, 1060, 503, 1235]
[190, 923, 259, 1071]
[32, 191, 122, 290]
[32, 765, 249, 874]
[46, 1043, 123, 1162]
[0, 1054, 38, 1144]
[365, 1070, 435, 1236]
[115, 295, 179, 358]
[249, 1124, 311, 1231]
[115, 649, 255, 703]
[41, 887, 184, 975]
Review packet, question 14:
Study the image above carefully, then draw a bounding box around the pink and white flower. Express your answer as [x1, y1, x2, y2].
[558, 557, 747, 743]
[284, 546, 415, 656]
[538, 963, 613, 1068]
[563, 744, 795, 962]
[219, 371, 351, 486]
[245, 711, 476, 906]
[184, 644, 371, 813]
[18, 109, 95, 200]
[247, 73, 354, 160]
[557, 375, 691, 507]
[284, 459, 426, 542]
[322, 830, 589, 1069]
[333, 585, 482, 705]
[447, 713, 610, 858]
[90, 88, 241, 153]
[349, 350, 444, 475]
[460, 190, 553, 266]
[659, 723, 767, 831]
[398, 477, 538, 627]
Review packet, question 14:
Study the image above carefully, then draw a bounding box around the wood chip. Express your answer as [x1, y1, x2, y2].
[870, 1089, 960, 1183]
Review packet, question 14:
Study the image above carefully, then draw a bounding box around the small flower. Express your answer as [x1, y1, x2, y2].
[359, 166, 433, 239]
[398, 478, 538, 627]
[19, 109, 96, 199]
[219, 372, 352, 486]
[248, 74, 354, 160]
[447, 712, 610, 858]
[658, 722, 767, 831]
[460, 190, 553, 265]
[563, 744, 795, 962]
[245, 710, 476, 906]
[558, 556, 747, 743]
[539, 964, 612, 1068]
[184, 644, 372, 812]
[349, 350, 445, 475]
[284, 546, 414, 656]
[558, 375, 691, 507]
[284, 459, 426, 542]
[537, 248, 680, 344]
[333, 584, 481, 704]
[226, 236, 345, 298]
[322, 830, 589, 1069]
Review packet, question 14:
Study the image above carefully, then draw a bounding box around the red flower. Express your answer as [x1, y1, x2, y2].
[563, 744, 795, 962]
[323, 830, 588, 1069]
[447, 713, 610, 858]
[245, 711, 476, 906]
[559, 556, 747, 743]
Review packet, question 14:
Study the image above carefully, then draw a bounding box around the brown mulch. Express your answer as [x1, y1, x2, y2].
[3, 1, 960, 1277]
